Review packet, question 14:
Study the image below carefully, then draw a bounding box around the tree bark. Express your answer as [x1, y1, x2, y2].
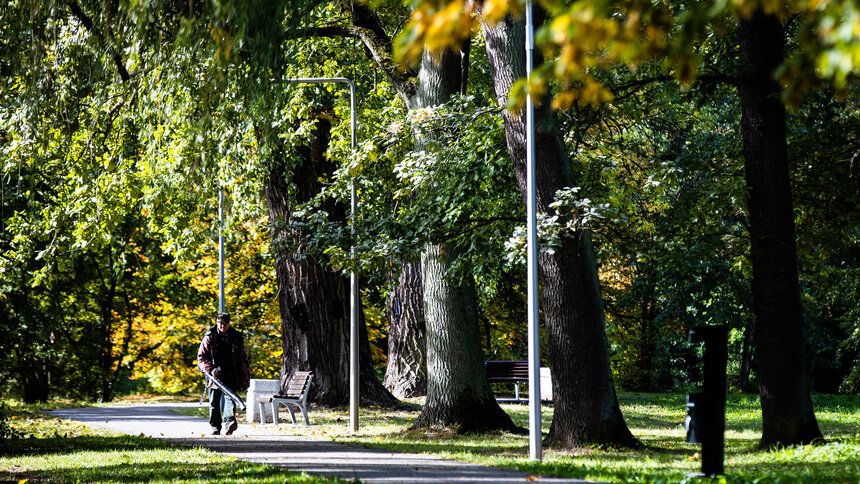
[384, 261, 427, 398]
[480, 11, 638, 448]
[412, 243, 519, 432]
[264, 113, 398, 407]
[737, 10, 822, 448]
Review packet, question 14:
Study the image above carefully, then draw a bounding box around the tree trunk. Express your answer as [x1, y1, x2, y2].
[407, 47, 517, 432]
[384, 261, 427, 398]
[97, 255, 118, 403]
[739, 322, 753, 392]
[412, 243, 519, 432]
[381, 45, 465, 400]
[737, 10, 822, 448]
[343, 2, 514, 429]
[20, 357, 50, 404]
[264, 113, 398, 407]
[401, 43, 517, 431]
[480, 11, 638, 448]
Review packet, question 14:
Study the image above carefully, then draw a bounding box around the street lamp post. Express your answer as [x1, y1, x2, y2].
[286, 77, 359, 433]
[218, 187, 226, 314]
[525, 0, 543, 461]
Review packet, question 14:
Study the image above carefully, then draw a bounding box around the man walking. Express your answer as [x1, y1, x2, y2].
[197, 313, 251, 435]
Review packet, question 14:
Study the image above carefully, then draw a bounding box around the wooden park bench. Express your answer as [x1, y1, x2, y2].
[485, 360, 529, 402]
[257, 371, 313, 426]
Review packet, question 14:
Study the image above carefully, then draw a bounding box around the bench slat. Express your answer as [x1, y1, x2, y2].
[280, 371, 312, 398]
[485, 360, 529, 381]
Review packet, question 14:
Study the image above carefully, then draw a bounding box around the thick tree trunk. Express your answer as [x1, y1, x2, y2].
[344, 3, 513, 430]
[382, 46, 465, 400]
[481, 12, 637, 448]
[408, 47, 517, 432]
[737, 11, 822, 448]
[20, 358, 50, 403]
[412, 243, 519, 432]
[384, 261, 427, 398]
[264, 114, 398, 407]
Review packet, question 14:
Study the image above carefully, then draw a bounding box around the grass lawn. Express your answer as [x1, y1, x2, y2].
[257, 392, 860, 483]
[0, 401, 344, 483]
[2, 393, 858, 483]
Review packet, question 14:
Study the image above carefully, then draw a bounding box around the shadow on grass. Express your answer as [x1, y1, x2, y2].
[513, 457, 860, 483]
[0, 460, 304, 484]
[1, 434, 344, 483]
[0, 434, 168, 457]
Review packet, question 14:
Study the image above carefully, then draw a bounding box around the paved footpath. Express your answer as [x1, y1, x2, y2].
[49, 403, 594, 484]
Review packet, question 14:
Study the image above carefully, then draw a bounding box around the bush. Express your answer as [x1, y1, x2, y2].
[0, 400, 22, 439]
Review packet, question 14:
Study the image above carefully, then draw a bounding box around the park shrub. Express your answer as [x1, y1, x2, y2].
[0, 401, 22, 439]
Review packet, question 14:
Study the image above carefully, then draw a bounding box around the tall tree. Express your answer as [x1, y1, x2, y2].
[736, 9, 822, 447]
[411, 47, 517, 432]
[262, 107, 398, 406]
[306, 1, 518, 430]
[322, 0, 431, 402]
[403, 0, 858, 448]
[416, 241, 517, 432]
[480, 10, 637, 447]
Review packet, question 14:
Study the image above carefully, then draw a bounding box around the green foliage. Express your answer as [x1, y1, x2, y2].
[295, 93, 523, 294]
[542, 62, 753, 391]
[788, 85, 860, 393]
[1, 0, 858, 406]
[0, 0, 286, 401]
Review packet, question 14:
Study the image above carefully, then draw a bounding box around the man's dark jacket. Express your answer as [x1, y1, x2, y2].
[197, 326, 251, 392]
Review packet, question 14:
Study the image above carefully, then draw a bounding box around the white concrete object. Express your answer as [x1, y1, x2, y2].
[540, 367, 553, 401]
[246, 378, 279, 423]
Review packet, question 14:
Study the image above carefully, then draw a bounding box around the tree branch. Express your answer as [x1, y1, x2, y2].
[290, 3, 417, 104]
[612, 75, 675, 100]
[611, 71, 740, 104]
[696, 72, 740, 88]
[67, 1, 131, 82]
